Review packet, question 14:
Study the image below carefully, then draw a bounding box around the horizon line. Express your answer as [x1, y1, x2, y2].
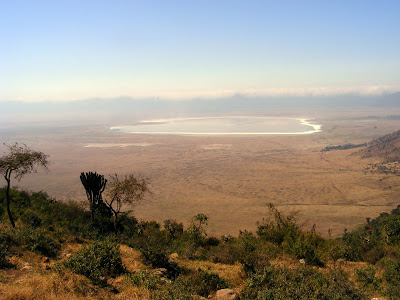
[1, 85, 399, 103]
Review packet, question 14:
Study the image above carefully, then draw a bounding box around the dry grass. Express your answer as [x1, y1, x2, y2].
[115, 287, 150, 300]
[4, 113, 400, 238]
[0, 243, 150, 300]
[0, 271, 107, 300]
[119, 245, 146, 272]
[174, 257, 244, 287]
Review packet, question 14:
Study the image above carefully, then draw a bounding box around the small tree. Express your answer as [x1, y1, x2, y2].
[105, 174, 149, 234]
[187, 213, 209, 244]
[80, 171, 107, 224]
[0, 143, 49, 227]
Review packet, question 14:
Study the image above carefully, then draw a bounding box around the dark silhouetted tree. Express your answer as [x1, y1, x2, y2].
[80, 171, 107, 224]
[0, 143, 49, 227]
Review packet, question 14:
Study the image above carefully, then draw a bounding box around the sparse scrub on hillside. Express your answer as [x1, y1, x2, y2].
[14, 227, 61, 257]
[0, 243, 14, 269]
[241, 265, 365, 299]
[64, 240, 124, 285]
[382, 257, 400, 299]
[125, 270, 163, 290]
[3, 186, 400, 298]
[147, 268, 229, 299]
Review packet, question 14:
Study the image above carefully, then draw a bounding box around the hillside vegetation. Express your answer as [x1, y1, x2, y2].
[2, 130, 400, 299]
[361, 129, 400, 163]
[1, 188, 400, 299]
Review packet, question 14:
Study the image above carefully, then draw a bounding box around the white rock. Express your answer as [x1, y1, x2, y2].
[215, 289, 239, 300]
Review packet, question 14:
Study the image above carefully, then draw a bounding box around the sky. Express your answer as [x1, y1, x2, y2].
[1, 0, 400, 102]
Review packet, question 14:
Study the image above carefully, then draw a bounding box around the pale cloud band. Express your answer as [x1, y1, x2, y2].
[2, 85, 399, 103]
[135, 85, 400, 101]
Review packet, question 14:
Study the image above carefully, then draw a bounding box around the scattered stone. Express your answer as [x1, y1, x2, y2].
[21, 263, 32, 270]
[336, 258, 346, 266]
[153, 268, 168, 277]
[65, 253, 72, 259]
[215, 289, 239, 300]
[299, 259, 306, 265]
[169, 252, 179, 259]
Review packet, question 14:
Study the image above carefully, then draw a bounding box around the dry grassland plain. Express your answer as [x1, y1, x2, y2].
[2, 111, 400, 237]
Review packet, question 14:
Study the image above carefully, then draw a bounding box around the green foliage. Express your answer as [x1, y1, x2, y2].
[382, 258, 400, 299]
[137, 228, 169, 268]
[0, 188, 120, 238]
[20, 209, 42, 228]
[135, 226, 181, 278]
[382, 215, 400, 245]
[164, 219, 183, 239]
[206, 241, 240, 265]
[125, 270, 163, 290]
[150, 269, 228, 299]
[355, 266, 381, 291]
[64, 240, 124, 285]
[4, 186, 400, 298]
[256, 204, 299, 245]
[283, 232, 324, 266]
[150, 278, 195, 300]
[322, 143, 366, 152]
[241, 265, 365, 299]
[0, 225, 60, 258]
[0, 143, 49, 227]
[186, 214, 208, 245]
[187, 268, 229, 297]
[0, 243, 14, 269]
[14, 228, 60, 257]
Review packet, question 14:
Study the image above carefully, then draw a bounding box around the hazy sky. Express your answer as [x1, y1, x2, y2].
[1, 1, 399, 102]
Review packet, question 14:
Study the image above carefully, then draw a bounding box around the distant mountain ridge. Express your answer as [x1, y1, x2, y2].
[1, 92, 400, 126]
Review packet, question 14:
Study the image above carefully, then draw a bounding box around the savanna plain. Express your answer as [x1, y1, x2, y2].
[2, 110, 400, 237]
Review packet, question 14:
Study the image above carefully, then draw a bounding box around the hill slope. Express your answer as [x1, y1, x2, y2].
[360, 129, 400, 163]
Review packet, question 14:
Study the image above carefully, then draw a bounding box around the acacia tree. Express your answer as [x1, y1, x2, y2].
[80, 171, 107, 224]
[0, 143, 49, 227]
[105, 174, 149, 234]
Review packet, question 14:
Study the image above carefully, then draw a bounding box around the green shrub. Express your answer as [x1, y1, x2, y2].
[15, 228, 60, 257]
[20, 209, 42, 228]
[0, 244, 14, 269]
[150, 278, 194, 300]
[363, 245, 385, 264]
[189, 268, 229, 297]
[138, 229, 170, 269]
[355, 266, 381, 291]
[341, 232, 368, 261]
[283, 232, 324, 266]
[64, 240, 124, 285]
[125, 270, 163, 290]
[164, 219, 184, 239]
[256, 204, 299, 246]
[207, 242, 238, 265]
[241, 265, 365, 299]
[382, 258, 400, 299]
[152, 268, 228, 299]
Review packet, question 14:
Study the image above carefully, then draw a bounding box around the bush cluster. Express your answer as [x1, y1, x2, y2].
[241, 265, 365, 299]
[64, 240, 124, 285]
[3, 187, 400, 298]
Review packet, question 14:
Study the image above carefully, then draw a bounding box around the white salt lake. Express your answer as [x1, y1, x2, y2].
[110, 117, 321, 136]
